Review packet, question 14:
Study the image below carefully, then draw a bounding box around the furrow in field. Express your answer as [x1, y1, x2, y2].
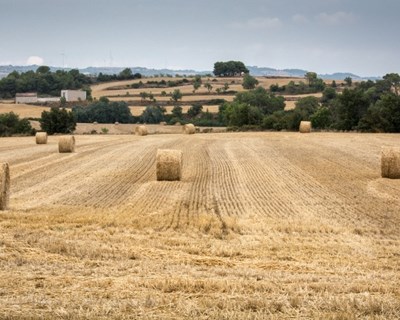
[206, 138, 248, 217]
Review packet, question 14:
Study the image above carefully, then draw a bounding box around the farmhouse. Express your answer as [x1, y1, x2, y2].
[15, 92, 38, 104]
[61, 90, 86, 102]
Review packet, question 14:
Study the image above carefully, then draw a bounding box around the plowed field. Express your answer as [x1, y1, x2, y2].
[0, 132, 399, 319]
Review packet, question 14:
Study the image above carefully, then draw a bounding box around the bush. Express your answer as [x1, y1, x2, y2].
[40, 107, 76, 134]
[0, 112, 34, 136]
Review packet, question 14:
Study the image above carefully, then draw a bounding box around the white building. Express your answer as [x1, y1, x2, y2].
[15, 92, 38, 104]
[61, 90, 86, 102]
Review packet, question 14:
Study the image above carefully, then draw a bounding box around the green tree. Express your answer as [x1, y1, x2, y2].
[140, 105, 166, 124]
[171, 105, 183, 119]
[332, 88, 368, 130]
[213, 61, 249, 77]
[192, 75, 202, 93]
[305, 72, 318, 86]
[223, 82, 229, 92]
[311, 107, 332, 129]
[204, 83, 213, 93]
[383, 73, 400, 95]
[234, 87, 285, 115]
[187, 103, 203, 118]
[242, 74, 259, 90]
[321, 87, 337, 103]
[170, 89, 183, 102]
[223, 102, 263, 127]
[118, 68, 133, 80]
[40, 107, 76, 134]
[344, 77, 352, 87]
[358, 93, 400, 132]
[73, 100, 132, 123]
[0, 112, 33, 136]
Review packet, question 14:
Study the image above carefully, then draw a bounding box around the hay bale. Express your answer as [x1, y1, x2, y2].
[135, 125, 148, 136]
[35, 132, 48, 144]
[299, 121, 311, 133]
[183, 123, 195, 134]
[58, 136, 75, 153]
[114, 122, 119, 125]
[381, 147, 400, 179]
[174, 122, 181, 126]
[0, 162, 10, 210]
[156, 149, 183, 181]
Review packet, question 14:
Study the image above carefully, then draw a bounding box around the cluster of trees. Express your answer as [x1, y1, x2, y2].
[213, 61, 249, 77]
[270, 72, 325, 94]
[221, 87, 285, 127]
[72, 97, 133, 123]
[97, 68, 142, 82]
[226, 73, 400, 133]
[0, 66, 92, 98]
[40, 107, 76, 134]
[0, 112, 33, 136]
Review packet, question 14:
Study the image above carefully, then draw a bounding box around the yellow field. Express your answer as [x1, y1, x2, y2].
[0, 103, 50, 118]
[0, 132, 399, 319]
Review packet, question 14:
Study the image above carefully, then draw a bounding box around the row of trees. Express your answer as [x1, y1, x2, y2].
[223, 73, 400, 133]
[0, 66, 92, 98]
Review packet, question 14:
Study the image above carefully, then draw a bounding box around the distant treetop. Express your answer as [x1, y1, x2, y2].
[213, 61, 249, 77]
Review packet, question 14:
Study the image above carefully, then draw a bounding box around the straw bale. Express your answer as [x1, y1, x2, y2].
[183, 123, 195, 134]
[58, 136, 75, 153]
[381, 147, 400, 179]
[135, 125, 148, 136]
[35, 132, 48, 144]
[0, 162, 10, 210]
[299, 121, 311, 133]
[156, 149, 183, 181]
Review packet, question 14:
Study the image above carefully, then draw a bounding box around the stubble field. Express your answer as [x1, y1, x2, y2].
[0, 132, 399, 319]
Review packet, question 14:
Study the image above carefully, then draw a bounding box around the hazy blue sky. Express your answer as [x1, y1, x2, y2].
[0, 0, 399, 76]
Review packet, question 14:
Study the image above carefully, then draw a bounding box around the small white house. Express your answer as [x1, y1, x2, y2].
[61, 90, 86, 102]
[15, 92, 38, 104]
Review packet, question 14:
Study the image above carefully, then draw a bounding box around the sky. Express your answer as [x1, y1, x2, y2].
[0, 0, 399, 76]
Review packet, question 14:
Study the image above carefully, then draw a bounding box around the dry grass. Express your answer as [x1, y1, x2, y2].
[0, 103, 50, 118]
[0, 132, 399, 319]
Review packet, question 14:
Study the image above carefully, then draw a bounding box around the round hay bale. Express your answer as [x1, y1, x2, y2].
[174, 122, 181, 126]
[381, 147, 400, 179]
[159, 121, 167, 126]
[183, 123, 195, 134]
[135, 125, 148, 136]
[35, 132, 48, 144]
[299, 121, 311, 133]
[0, 162, 10, 210]
[115, 122, 119, 125]
[58, 136, 75, 153]
[156, 149, 183, 181]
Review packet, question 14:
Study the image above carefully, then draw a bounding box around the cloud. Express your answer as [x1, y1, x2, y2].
[26, 56, 44, 65]
[292, 14, 309, 24]
[229, 17, 282, 30]
[316, 12, 356, 25]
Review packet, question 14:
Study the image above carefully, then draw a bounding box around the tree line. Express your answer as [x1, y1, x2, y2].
[0, 66, 143, 99]
[223, 73, 400, 133]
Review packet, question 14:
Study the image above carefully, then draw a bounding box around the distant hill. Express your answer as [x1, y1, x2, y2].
[0, 64, 380, 80]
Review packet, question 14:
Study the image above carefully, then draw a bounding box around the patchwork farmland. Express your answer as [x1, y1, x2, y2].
[0, 132, 399, 318]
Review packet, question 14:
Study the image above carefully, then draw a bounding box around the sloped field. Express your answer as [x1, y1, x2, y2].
[0, 132, 399, 319]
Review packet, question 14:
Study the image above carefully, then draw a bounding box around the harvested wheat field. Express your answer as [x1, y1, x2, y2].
[0, 132, 399, 319]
